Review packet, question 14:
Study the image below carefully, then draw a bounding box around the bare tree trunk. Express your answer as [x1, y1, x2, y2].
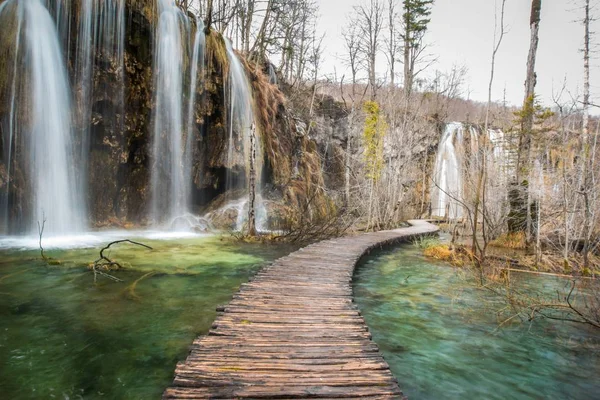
[420, 157, 427, 216]
[516, 0, 542, 248]
[250, 0, 274, 57]
[247, 123, 257, 236]
[582, 0, 592, 269]
[387, 0, 397, 87]
[403, 11, 412, 94]
[368, 178, 375, 231]
[473, 0, 506, 256]
[563, 164, 570, 264]
[583, 0, 590, 144]
[521, 0, 542, 169]
[345, 109, 354, 207]
[484, 0, 507, 132]
[204, 0, 213, 33]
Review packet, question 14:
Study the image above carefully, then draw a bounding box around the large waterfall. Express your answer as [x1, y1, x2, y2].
[0, 0, 86, 235]
[0, 0, 262, 239]
[150, 0, 205, 228]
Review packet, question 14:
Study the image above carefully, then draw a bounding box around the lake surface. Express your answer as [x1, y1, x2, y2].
[0, 234, 294, 399]
[354, 245, 600, 400]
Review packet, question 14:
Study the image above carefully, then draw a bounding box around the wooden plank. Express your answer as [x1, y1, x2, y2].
[163, 220, 437, 399]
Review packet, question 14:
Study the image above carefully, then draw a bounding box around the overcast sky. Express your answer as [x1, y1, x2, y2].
[317, 0, 599, 108]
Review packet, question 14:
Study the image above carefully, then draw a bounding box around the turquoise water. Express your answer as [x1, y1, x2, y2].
[354, 246, 600, 400]
[0, 235, 293, 399]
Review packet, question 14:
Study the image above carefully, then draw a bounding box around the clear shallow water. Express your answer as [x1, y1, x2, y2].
[0, 235, 294, 399]
[354, 245, 600, 400]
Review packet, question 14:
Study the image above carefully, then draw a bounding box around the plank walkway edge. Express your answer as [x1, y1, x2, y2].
[164, 220, 439, 399]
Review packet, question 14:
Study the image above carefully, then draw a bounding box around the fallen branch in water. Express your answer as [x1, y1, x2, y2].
[37, 213, 61, 265]
[126, 271, 157, 300]
[92, 240, 153, 283]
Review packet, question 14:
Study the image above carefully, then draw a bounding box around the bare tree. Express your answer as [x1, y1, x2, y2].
[472, 0, 507, 256]
[354, 0, 386, 99]
[512, 0, 542, 249]
[384, 0, 401, 87]
[580, 0, 594, 269]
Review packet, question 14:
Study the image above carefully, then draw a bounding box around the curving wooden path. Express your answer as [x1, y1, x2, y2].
[164, 220, 438, 399]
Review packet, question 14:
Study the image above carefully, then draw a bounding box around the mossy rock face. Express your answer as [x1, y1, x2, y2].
[207, 207, 239, 231]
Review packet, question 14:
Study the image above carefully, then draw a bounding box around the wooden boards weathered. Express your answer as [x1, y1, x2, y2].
[164, 220, 438, 399]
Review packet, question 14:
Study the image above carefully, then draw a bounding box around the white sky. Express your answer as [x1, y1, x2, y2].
[317, 0, 600, 108]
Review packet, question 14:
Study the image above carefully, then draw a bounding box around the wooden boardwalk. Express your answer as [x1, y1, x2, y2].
[164, 220, 438, 399]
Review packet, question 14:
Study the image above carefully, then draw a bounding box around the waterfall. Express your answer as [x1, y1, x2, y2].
[151, 0, 205, 228]
[183, 18, 206, 222]
[224, 38, 264, 230]
[267, 63, 278, 85]
[74, 0, 126, 216]
[431, 122, 465, 219]
[224, 39, 255, 178]
[0, 0, 86, 235]
[431, 122, 508, 220]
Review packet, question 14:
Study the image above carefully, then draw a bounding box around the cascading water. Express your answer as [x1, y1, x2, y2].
[151, 0, 205, 228]
[74, 0, 126, 215]
[183, 18, 206, 224]
[267, 63, 278, 85]
[43, 0, 72, 56]
[431, 122, 507, 220]
[224, 38, 265, 230]
[0, 0, 86, 235]
[431, 122, 465, 219]
[224, 38, 255, 178]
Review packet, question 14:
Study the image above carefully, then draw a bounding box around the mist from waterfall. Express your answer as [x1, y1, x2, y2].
[151, 0, 205, 229]
[0, 0, 85, 235]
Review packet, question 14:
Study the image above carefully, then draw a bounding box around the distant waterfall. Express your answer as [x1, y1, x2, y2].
[431, 122, 465, 219]
[430, 122, 507, 220]
[150, 0, 205, 228]
[0, 0, 86, 234]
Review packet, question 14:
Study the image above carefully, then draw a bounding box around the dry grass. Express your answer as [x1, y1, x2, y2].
[423, 245, 454, 261]
[490, 232, 527, 250]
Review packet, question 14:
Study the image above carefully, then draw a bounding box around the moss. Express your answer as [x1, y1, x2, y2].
[205, 30, 229, 86]
[362, 101, 387, 182]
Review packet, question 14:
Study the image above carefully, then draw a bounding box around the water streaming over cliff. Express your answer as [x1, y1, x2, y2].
[0, 0, 86, 235]
[150, 0, 205, 228]
[0, 0, 264, 237]
[431, 122, 466, 219]
[224, 38, 265, 229]
[430, 122, 507, 220]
